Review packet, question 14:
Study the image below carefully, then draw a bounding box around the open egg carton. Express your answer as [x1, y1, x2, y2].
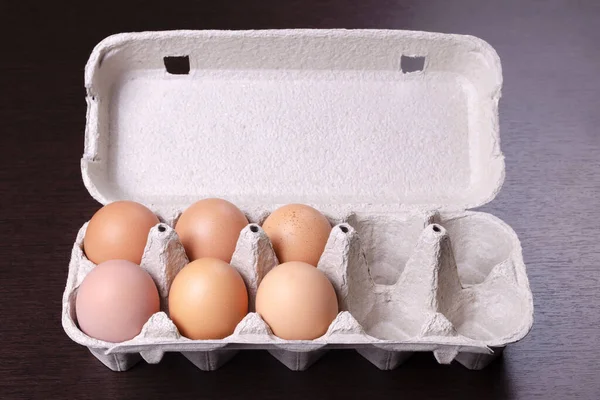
[62, 29, 534, 371]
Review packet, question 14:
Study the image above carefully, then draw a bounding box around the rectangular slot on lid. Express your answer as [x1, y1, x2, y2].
[400, 55, 426, 73]
[164, 56, 190, 75]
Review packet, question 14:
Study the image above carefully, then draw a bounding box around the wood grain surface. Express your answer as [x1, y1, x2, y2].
[1, 1, 599, 399]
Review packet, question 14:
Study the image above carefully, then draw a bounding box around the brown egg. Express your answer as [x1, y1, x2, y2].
[75, 260, 160, 343]
[256, 261, 339, 340]
[84, 201, 159, 265]
[175, 198, 248, 262]
[168, 258, 248, 339]
[262, 204, 332, 266]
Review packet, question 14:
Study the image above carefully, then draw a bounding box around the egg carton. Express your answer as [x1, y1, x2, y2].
[62, 29, 534, 371]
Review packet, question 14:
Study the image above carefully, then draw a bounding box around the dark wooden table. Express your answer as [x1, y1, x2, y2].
[2, 1, 599, 399]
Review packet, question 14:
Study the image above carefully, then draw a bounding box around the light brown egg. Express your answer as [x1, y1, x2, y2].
[83, 201, 160, 265]
[262, 204, 332, 266]
[75, 260, 160, 343]
[255, 261, 339, 340]
[175, 198, 248, 262]
[168, 258, 248, 340]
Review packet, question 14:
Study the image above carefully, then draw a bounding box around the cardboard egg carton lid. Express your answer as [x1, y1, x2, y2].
[81, 29, 504, 218]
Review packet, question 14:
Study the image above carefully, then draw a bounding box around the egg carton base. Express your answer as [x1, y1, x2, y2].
[64, 210, 532, 372]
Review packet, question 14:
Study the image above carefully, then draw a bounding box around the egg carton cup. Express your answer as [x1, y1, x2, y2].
[62, 29, 534, 371]
[62, 208, 532, 371]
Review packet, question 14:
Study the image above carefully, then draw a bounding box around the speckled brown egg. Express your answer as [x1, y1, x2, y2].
[262, 204, 332, 266]
[175, 198, 249, 262]
[83, 201, 160, 265]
